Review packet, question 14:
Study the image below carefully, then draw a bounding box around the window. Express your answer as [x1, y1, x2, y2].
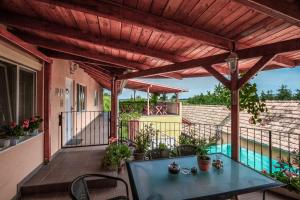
[0, 60, 36, 124]
[77, 84, 86, 111]
[94, 90, 99, 106]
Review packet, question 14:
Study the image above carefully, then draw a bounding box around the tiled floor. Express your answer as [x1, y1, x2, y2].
[23, 146, 110, 186]
[21, 147, 292, 200]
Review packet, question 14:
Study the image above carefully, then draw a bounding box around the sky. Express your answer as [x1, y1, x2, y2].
[117, 66, 300, 99]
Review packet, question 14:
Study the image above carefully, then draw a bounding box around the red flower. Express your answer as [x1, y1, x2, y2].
[10, 121, 16, 128]
[22, 120, 30, 129]
[109, 136, 118, 144]
[261, 169, 267, 174]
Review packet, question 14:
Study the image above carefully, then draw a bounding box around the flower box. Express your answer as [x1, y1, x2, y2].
[270, 187, 300, 199]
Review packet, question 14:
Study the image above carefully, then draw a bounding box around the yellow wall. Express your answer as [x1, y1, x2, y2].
[138, 115, 182, 144]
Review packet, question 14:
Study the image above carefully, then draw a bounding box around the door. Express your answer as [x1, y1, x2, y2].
[65, 78, 73, 144]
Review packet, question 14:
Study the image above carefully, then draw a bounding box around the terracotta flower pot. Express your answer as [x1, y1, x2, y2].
[134, 152, 145, 160]
[197, 156, 211, 172]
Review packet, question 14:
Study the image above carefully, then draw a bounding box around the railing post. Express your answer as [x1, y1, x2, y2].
[59, 112, 63, 148]
[269, 131, 272, 174]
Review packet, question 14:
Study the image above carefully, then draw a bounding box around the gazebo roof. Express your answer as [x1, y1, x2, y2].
[0, 0, 300, 82]
[126, 79, 187, 94]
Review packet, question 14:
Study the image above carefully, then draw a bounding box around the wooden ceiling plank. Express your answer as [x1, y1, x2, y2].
[118, 37, 300, 79]
[0, 11, 190, 63]
[14, 31, 152, 70]
[33, 0, 233, 50]
[238, 54, 276, 88]
[235, 0, 300, 27]
[0, 26, 51, 63]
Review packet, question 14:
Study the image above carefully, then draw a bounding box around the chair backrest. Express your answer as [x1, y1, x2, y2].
[177, 145, 196, 156]
[69, 174, 129, 200]
[70, 176, 90, 200]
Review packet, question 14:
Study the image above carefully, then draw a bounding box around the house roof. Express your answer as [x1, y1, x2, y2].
[0, 0, 300, 81]
[182, 101, 300, 151]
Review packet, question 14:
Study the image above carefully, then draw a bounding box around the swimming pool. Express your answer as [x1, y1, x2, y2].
[209, 144, 281, 173]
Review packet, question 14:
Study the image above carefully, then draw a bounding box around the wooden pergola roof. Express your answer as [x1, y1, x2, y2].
[0, 0, 300, 82]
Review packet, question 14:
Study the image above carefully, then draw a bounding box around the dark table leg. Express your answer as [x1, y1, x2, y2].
[263, 191, 266, 200]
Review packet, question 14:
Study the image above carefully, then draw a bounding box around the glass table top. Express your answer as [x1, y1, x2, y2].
[127, 154, 284, 200]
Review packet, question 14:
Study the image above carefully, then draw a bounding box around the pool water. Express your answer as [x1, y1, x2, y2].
[209, 144, 282, 173]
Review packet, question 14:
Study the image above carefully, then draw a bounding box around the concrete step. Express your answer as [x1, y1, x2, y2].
[21, 178, 117, 197]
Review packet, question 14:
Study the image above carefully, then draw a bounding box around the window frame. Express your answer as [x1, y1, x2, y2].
[0, 58, 37, 124]
[94, 90, 99, 107]
[76, 83, 87, 112]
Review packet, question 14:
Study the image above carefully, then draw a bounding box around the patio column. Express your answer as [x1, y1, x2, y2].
[44, 61, 52, 163]
[147, 87, 150, 116]
[231, 64, 240, 161]
[110, 77, 118, 138]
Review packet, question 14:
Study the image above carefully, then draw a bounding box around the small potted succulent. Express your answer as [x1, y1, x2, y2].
[158, 143, 170, 158]
[134, 124, 156, 160]
[195, 137, 216, 172]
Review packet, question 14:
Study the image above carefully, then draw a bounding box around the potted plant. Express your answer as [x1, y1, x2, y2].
[102, 143, 131, 173]
[29, 116, 43, 135]
[265, 156, 300, 199]
[134, 124, 156, 160]
[0, 128, 10, 148]
[5, 122, 24, 145]
[22, 119, 30, 136]
[195, 137, 216, 172]
[158, 143, 170, 158]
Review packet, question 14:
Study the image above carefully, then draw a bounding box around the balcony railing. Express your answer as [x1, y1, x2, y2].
[119, 120, 300, 177]
[119, 101, 180, 115]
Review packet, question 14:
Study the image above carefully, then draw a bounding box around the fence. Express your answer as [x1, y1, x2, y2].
[119, 120, 300, 176]
[59, 111, 110, 148]
[119, 101, 180, 115]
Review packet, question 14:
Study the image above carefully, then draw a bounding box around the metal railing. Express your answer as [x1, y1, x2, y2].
[119, 120, 300, 176]
[59, 111, 110, 148]
[119, 101, 180, 115]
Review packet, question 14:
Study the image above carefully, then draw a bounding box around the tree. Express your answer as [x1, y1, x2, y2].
[187, 82, 267, 124]
[294, 89, 300, 100]
[276, 85, 292, 100]
[171, 94, 177, 102]
[160, 94, 168, 101]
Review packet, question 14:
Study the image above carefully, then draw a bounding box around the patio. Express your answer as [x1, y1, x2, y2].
[0, 0, 300, 199]
[20, 147, 289, 200]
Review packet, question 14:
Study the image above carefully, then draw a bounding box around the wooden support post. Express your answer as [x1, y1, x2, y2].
[175, 93, 179, 103]
[110, 77, 118, 138]
[44, 61, 52, 163]
[133, 90, 136, 101]
[231, 64, 240, 161]
[147, 87, 150, 116]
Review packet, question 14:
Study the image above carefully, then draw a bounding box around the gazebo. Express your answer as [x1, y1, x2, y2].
[1, 0, 300, 163]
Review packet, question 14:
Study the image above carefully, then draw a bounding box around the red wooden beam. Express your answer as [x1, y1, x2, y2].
[0, 26, 51, 63]
[238, 54, 275, 88]
[0, 11, 188, 63]
[40, 48, 127, 71]
[44, 62, 52, 163]
[110, 77, 119, 137]
[34, 0, 233, 50]
[231, 64, 240, 161]
[118, 37, 300, 79]
[16, 32, 149, 70]
[235, 0, 300, 27]
[202, 65, 231, 89]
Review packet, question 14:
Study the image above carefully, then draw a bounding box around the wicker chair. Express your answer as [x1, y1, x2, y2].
[177, 144, 197, 156]
[69, 174, 129, 200]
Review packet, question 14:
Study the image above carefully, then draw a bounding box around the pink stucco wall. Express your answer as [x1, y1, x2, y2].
[0, 134, 44, 200]
[50, 59, 103, 155]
